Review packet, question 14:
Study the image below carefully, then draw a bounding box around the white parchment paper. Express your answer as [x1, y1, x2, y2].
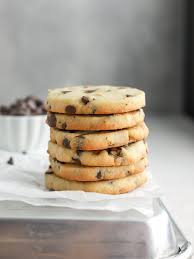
[0, 150, 161, 216]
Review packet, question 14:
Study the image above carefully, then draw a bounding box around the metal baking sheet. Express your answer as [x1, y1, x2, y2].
[0, 198, 192, 259]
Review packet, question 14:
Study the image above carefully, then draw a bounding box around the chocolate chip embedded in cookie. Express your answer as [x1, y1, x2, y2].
[47, 113, 56, 127]
[65, 105, 76, 114]
[81, 96, 90, 105]
[63, 138, 71, 148]
[46, 85, 145, 114]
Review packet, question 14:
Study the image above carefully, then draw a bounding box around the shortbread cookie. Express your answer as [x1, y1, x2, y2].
[47, 109, 144, 131]
[46, 85, 145, 115]
[50, 122, 149, 150]
[49, 156, 148, 181]
[48, 140, 148, 166]
[45, 169, 147, 194]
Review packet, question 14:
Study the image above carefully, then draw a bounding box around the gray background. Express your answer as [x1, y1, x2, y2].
[0, 0, 185, 112]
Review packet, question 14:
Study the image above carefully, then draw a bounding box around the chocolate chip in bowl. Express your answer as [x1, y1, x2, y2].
[0, 96, 49, 152]
[0, 96, 46, 116]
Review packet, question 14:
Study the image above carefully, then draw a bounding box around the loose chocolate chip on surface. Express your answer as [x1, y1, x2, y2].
[61, 91, 71, 94]
[7, 157, 14, 165]
[47, 113, 56, 127]
[81, 96, 90, 105]
[63, 138, 71, 148]
[96, 171, 102, 179]
[84, 90, 96, 93]
[65, 105, 76, 114]
[62, 122, 67, 129]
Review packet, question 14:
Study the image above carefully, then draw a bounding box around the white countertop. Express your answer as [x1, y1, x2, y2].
[0, 115, 194, 246]
[148, 115, 194, 246]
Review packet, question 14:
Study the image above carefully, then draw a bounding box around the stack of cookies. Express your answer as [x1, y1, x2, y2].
[45, 85, 149, 194]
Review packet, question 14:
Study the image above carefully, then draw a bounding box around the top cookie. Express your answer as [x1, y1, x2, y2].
[46, 85, 145, 115]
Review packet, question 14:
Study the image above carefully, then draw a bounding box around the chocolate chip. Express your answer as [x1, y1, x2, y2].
[65, 105, 76, 114]
[116, 148, 122, 156]
[84, 90, 96, 93]
[61, 91, 71, 94]
[81, 96, 89, 105]
[94, 150, 102, 155]
[96, 171, 102, 179]
[108, 147, 122, 156]
[126, 94, 132, 97]
[62, 122, 67, 129]
[49, 188, 55, 191]
[92, 107, 97, 114]
[47, 113, 56, 127]
[72, 157, 81, 164]
[63, 138, 71, 148]
[107, 149, 112, 155]
[76, 150, 82, 156]
[46, 170, 53, 175]
[0, 96, 46, 116]
[77, 136, 85, 150]
[7, 157, 14, 165]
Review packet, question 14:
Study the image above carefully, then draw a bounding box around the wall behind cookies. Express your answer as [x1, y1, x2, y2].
[0, 0, 185, 113]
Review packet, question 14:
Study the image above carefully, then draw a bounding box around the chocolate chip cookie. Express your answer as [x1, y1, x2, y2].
[50, 122, 149, 150]
[45, 169, 147, 194]
[47, 109, 145, 131]
[49, 156, 148, 181]
[45, 85, 145, 115]
[48, 140, 148, 166]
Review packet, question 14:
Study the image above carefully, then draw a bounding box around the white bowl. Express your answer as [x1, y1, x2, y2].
[0, 115, 49, 152]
